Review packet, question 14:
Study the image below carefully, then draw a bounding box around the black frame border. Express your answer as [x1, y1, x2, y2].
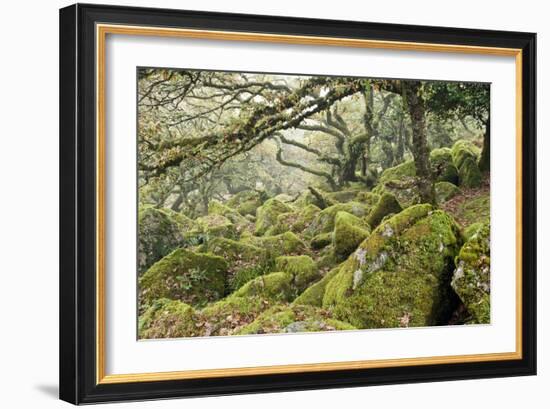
[59, 3, 536, 404]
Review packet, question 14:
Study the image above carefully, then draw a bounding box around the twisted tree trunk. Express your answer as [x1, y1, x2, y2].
[403, 81, 435, 205]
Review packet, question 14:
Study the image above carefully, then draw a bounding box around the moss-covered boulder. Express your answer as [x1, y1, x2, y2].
[273, 193, 295, 203]
[268, 204, 320, 235]
[255, 198, 293, 236]
[451, 140, 480, 169]
[235, 304, 356, 335]
[194, 214, 236, 239]
[208, 200, 250, 231]
[293, 189, 318, 208]
[139, 248, 228, 308]
[451, 140, 482, 188]
[293, 266, 342, 307]
[463, 222, 485, 241]
[197, 296, 272, 336]
[430, 147, 459, 185]
[275, 255, 319, 291]
[323, 204, 462, 329]
[256, 232, 307, 258]
[326, 190, 360, 203]
[206, 237, 267, 276]
[311, 232, 333, 250]
[138, 206, 191, 274]
[305, 201, 370, 236]
[315, 245, 341, 271]
[355, 191, 380, 206]
[379, 160, 416, 184]
[333, 211, 371, 259]
[435, 181, 461, 204]
[366, 193, 403, 228]
[226, 191, 265, 216]
[232, 271, 295, 302]
[451, 223, 490, 324]
[372, 178, 421, 209]
[459, 157, 483, 188]
[138, 298, 197, 339]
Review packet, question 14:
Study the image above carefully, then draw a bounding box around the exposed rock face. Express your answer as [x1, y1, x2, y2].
[451, 222, 490, 324]
[139, 248, 228, 308]
[323, 204, 462, 329]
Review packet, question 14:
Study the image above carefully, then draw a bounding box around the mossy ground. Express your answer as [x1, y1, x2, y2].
[138, 140, 490, 339]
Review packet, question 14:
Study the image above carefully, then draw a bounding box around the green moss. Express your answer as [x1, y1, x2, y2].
[138, 206, 189, 275]
[267, 204, 320, 235]
[315, 246, 341, 271]
[256, 231, 307, 258]
[451, 222, 490, 324]
[323, 205, 461, 329]
[333, 211, 371, 258]
[197, 296, 271, 336]
[205, 237, 273, 292]
[435, 181, 461, 203]
[379, 160, 416, 184]
[229, 263, 273, 292]
[326, 190, 360, 203]
[366, 193, 403, 228]
[206, 237, 267, 277]
[208, 200, 250, 230]
[275, 255, 319, 291]
[235, 304, 356, 335]
[372, 178, 421, 209]
[226, 191, 265, 216]
[305, 201, 370, 236]
[355, 191, 380, 206]
[451, 140, 480, 170]
[255, 199, 293, 235]
[231, 271, 295, 302]
[273, 193, 295, 203]
[293, 266, 341, 307]
[139, 248, 228, 308]
[454, 192, 490, 227]
[293, 189, 318, 208]
[311, 232, 333, 250]
[463, 222, 484, 241]
[194, 214, 236, 238]
[450, 140, 482, 188]
[139, 298, 197, 339]
[430, 147, 459, 185]
[459, 157, 483, 188]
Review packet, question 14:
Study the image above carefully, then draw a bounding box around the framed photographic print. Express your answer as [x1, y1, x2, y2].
[59, 3, 536, 404]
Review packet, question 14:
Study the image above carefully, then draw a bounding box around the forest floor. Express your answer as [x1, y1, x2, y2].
[441, 174, 490, 228]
